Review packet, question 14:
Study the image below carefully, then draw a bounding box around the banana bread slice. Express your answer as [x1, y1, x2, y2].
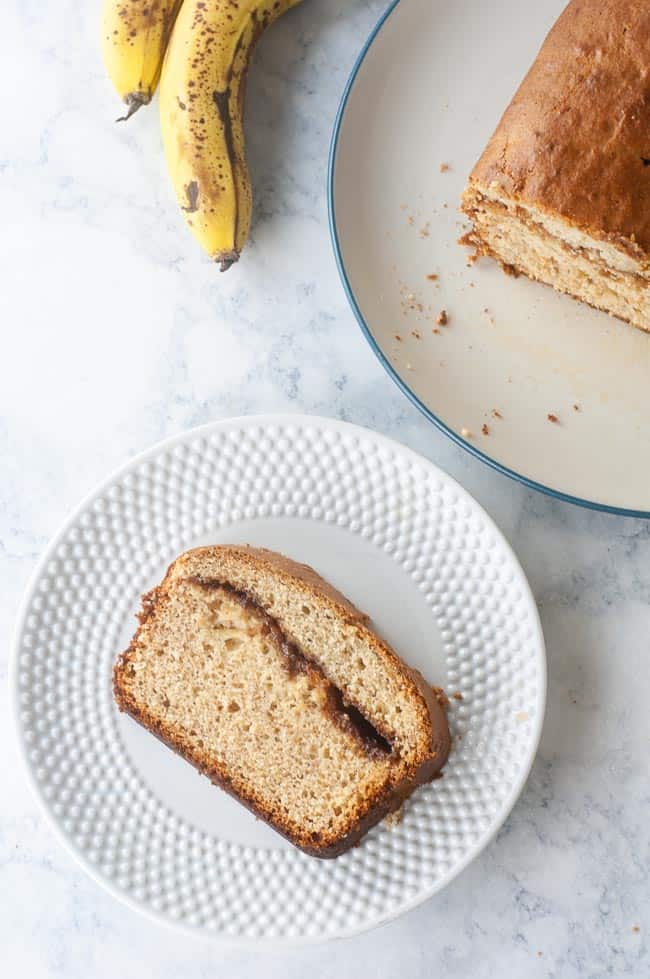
[461, 0, 650, 332]
[114, 546, 450, 857]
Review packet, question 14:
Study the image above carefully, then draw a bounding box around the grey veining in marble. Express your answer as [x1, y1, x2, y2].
[2, 0, 649, 976]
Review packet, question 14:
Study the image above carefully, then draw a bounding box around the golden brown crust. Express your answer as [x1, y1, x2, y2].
[114, 546, 451, 858]
[467, 0, 650, 259]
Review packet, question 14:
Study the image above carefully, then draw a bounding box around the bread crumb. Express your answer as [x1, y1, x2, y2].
[482, 424, 489, 436]
[573, 403, 580, 411]
[436, 309, 448, 326]
[439, 162, 450, 172]
[516, 711, 529, 723]
[411, 330, 421, 339]
[407, 215, 415, 226]
[419, 224, 430, 238]
[547, 413, 560, 424]
[461, 427, 472, 439]
[432, 686, 449, 709]
[394, 334, 402, 342]
[432, 328, 440, 335]
[632, 925, 641, 933]
[384, 806, 404, 829]
[406, 362, 414, 371]
[426, 273, 438, 281]
[492, 408, 503, 419]
[452, 691, 463, 701]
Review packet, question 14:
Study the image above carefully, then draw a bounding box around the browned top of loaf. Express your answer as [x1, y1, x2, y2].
[468, 0, 650, 256]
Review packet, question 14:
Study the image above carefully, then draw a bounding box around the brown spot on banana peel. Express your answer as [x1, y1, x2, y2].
[182, 180, 200, 213]
[213, 87, 239, 249]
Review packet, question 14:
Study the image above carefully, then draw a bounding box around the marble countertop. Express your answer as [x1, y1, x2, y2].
[2, 0, 649, 975]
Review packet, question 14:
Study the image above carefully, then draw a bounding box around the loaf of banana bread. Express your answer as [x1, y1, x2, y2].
[461, 0, 650, 332]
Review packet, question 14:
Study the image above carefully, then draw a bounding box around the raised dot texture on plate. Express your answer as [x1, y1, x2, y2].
[12, 414, 545, 943]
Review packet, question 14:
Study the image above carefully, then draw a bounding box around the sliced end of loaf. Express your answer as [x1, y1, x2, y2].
[461, 182, 650, 333]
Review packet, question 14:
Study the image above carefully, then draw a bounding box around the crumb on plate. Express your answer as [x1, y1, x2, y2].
[433, 686, 449, 709]
[384, 806, 404, 829]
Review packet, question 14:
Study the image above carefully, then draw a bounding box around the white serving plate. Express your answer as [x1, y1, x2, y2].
[12, 415, 545, 942]
[329, 0, 650, 516]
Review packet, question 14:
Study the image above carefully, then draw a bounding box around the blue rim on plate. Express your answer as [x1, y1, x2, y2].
[327, 0, 649, 520]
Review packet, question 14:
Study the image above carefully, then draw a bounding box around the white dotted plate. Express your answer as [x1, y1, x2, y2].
[12, 415, 545, 943]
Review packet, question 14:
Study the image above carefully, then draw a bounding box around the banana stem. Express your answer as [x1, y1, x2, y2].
[116, 92, 151, 123]
[217, 251, 240, 272]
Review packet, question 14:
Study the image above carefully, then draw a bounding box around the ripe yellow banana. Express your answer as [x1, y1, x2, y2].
[101, 0, 184, 119]
[159, 0, 303, 270]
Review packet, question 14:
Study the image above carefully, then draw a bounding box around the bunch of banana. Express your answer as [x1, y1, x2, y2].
[101, 0, 303, 269]
[101, 0, 184, 119]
